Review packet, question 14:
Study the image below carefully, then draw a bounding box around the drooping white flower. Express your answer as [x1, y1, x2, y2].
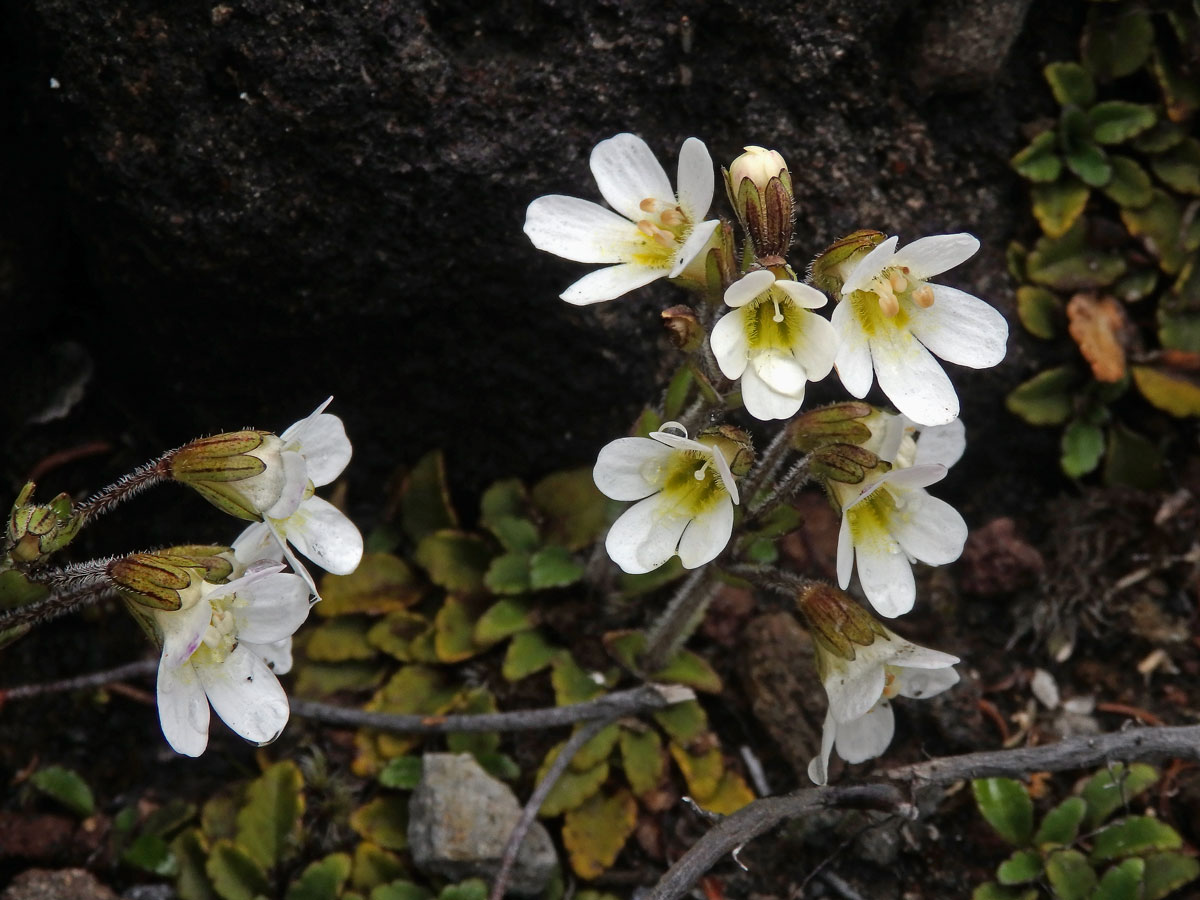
[593, 422, 745, 574]
[806, 627, 959, 785]
[831, 233, 1008, 427]
[831, 418, 968, 618]
[152, 563, 311, 757]
[711, 270, 838, 420]
[523, 133, 721, 305]
[231, 399, 363, 594]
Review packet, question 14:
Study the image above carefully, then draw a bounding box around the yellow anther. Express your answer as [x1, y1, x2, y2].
[877, 284, 900, 317]
[912, 285, 935, 308]
[888, 270, 908, 293]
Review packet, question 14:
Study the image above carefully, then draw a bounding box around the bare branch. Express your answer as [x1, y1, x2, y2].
[0, 658, 157, 701]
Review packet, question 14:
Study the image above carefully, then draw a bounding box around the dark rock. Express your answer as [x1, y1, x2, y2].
[2, 869, 118, 900]
[910, 0, 1035, 93]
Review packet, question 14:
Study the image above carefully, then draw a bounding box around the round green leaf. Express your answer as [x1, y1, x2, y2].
[973, 778, 1034, 846]
[1143, 851, 1200, 900]
[1006, 367, 1080, 426]
[1016, 285, 1062, 339]
[1091, 816, 1182, 862]
[1081, 764, 1159, 829]
[1032, 179, 1090, 238]
[1012, 132, 1063, 183]
[1082, 6, 1153, 81]
[997, 848, 1043, 885]
[1045, 62, 1096, 108]
[1045, 849, 1097, 900]
[1101, 156, 1153, 208]
[1061, 420, 1105, 478]
[30, 766, 94, 818]
[1093, 858, 1144, 900]
[1035, 797, 1086, 848]
[1088, 102, 1156, 144]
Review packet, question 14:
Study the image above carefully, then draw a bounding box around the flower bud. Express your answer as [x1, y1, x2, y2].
[661, 305, 705, 353]
[808, 230, 886, 296]
[810, 444, 884, 486]
[671, 220, 737, 302]
[109, 552, 209, 611]
[723, 146, 794, 264]
[790, 402, 875, 452]
[169, 431, 285, 521]
[160, 544, 235, 584]
[795, 582, 887, 662]
[6, 483, 82, 565]
[698, 424, 755, 476]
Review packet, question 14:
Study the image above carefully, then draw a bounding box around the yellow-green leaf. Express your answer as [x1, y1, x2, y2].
[562, 788, 638, 879]
[619, 728, 666, 798]
[173, 828, 218, 900]
[652, 700, 709, 746]
[570, 723, 621, 773]
[1088, 102, 1156, 145]
[973, 778, 1033, 847]
[295, 661, 388, 698]
[998, 849, 1043, 885]
[285, 853, 352, 900]
[1081, 763, 1159, 830]
[669, 745, 723, 802]
[1006, 366, 1080, 426]
[1132, 365, 1200, 417]
[602, 630, 723, 693]
[529, 546, 585, 590]
[551, 653, 604, 705]
[474, 598, 534, 645]
[531, 468, 608, 551]
[1151, 137, 1200, 195]
[371, 881, 433, 900]
[537, 742, 609, 817]
[1035, 797, 1086, 848]
[351, 842, 407, 892]
[1016, 285, 1061, 339]
[235, 761, 304, 870]
[1143, 851, 1200, 900]
[366, 610, 432, 662]
[1090, 816, 1181, 862]
[30, 766, 94, 818]
[1093, 858, 1143, 900]
[434, 596, 483, 663]
[502, 629, 558, 681]
[350, 796, 409, 851]
[414, 531, 493, 595]
[479, 478, 529, 529]
[1101, 156, 1153, 209]
[1045, 849, 1097, 900]
[483, 551, 531, 595]
[206, 840, 270, 900]
[1121, 190, 1189, 274]
[445, 687, 501, 757]
[318, 553, 422, 618]
[697, 770, 756, 815]
[1011, 131, 1062, 183]
[1032, 179, 1090, 238]
[306, 617, 378, 662]
[1044, 61, 1095, 108]
[399, 450, 458, 543]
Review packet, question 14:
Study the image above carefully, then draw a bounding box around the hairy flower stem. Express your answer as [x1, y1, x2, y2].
[74, 453, 174, 526]
[746, 457, 811, 522]
[740, 424, 793, 501]
[641, 567, 714, 673]
[0, 580, 117, 632]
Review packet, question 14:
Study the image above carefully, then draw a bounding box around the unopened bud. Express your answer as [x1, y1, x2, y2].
[724, 147, 794, 263]
[169, 431, 285, 521]
[790, 402, 875, 452]
[672, 220, 737, 303]
[808, 230, 886, 296]
[109, 552, 208, 611]
[810, 444, 883, 485]
[661, 305, 704, 353]
[699, 424, 755, 476]
[161, 544, 235, 584]
[796, 583, 887, 662]
[6, 483, 83, 565]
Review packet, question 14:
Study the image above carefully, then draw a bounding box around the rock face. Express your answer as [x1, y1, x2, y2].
[408, 753, 558, 896]
[1, 868, 119, 900]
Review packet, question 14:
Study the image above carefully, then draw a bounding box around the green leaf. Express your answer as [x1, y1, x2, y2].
[1092, 858, 1144, 900]
[378, 757, 423, 790]
[972, 885, 1037, 900]
[652, 699, 709, 745]
[0, 569, 49, 610]
[1032, 178, 1091, 238]
[473, 598, 534, 645]
[536, 742, 609, 817]
[1104, 424, 1163, 489]
[414, 531, 493, 595]
[370, 881, 433, 900]
[997, 849, 1043, 885]
[1101, 156, 1153, 208]
[1091, 816, 1181, 862]
[285, 853, 352, 900]
[438, 879, 487, 900]
[1082, 764, 1159, 830]
[502, 629, 558, 681]
[619, 727, 666, 797]
[1151, 44, 1200, 124]
[365, 610, 431, 662]
[364, 665, 460, 759]
[1134, 121, 1186, 154]
[1151, 137, 1200, 195]
[602, 630, 723, 693]
[1006, 366, 1080, 425]
[1065, 140, 1113, 188]
[30, 766, 94, 818]
[668, 744, 724, 804]
[487, 516, 540, 554]
[1016, 285, 1062, 339]
[552, 653, 605, 705]
[1045, 849, 1097, 899]
[350, 796, 409, 851]
[445, 686, 501, 757]
[663, 365, 694, 421]
[479, 478, 529, 530]
[317, 553, 422, 618]
[1007, 241, 1029, 281]
[1121, 190, 1189, 274]
[307, 616, 378, 662]
[1142, 851, 1200, 900]
[1112, 268, 1158, 303]
[1082, 6, 1153, 81]
[351, 843, 407, 893]
[570, 723, 621, 772]
[1061, 420, 1105, 477]
[172, 828, 217, 900]
[1011, 131, 1063, 183]
[235, 760, 304, 870]
[1133, 364, 1200, 417]
[529, 546, 585, 590]
[973, 778, 1034, 846]
[562, 788, 637, 879]
[1035, 796, 1086, 848]
[1045, 62, 1096, 107]
[1027, 219, 1126, 289]
[434, 596, 483, 663]
[122, 833, 178, 876]
[206, 840, 270, 900]
[399, 451, 458, 543]
[531, 468, 608, 551]
[473, 752, 521, 781]
[1088, 102, 1156, 145]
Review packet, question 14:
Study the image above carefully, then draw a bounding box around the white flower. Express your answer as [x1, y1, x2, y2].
[153, 563, 311, 757]
[523, 133, 721, 305]
[593, 422, 741, 574]
[231, 398, 363, 594]
[710, 270, 838, 420]
[832, 418, 968, 618]
[807, 627, 959, 785]
[832, 233, 1008, 427]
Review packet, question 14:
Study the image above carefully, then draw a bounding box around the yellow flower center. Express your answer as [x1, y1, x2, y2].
[640, 445, 730, 519]
[852, 266, 934, 331]
[632, 197, 690, 269]
[743, 286, 803, 352]
[845, 485, 901, 553]
[197, 592, 247, 664]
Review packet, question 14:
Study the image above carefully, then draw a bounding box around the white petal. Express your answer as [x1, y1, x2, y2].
[669, 218, 720, 277]
[837, 512, 854, 589]
[890, 233, 979, 281]
[788, 311, 838, 382]
[724, 270, 775, 309]
[231, 521, 286, 569]
[894, 665, 960, 700]
[230, 572, 312, 645]
[604, 493, 690, 575]
[523, 195, 643, 263]
[774, 280, 828, 310]
[889, 493, 968, 567]
[288, 414, 352, 486]
[265, 450, 309, 519]
[842, 236, 898, 296]
[157, 658, 210, 757]
[590, 133, 674, 222]
[853, 528, 917, 618]
[647, 430, 709, 454]
[284, 496, 364, 575]
[197, 646, 290, 746]
[279, 398, 333, 443]
[832, 300, 874, 398]
[242, 638, 294, 676]
[593, 437, 674, 501]
[676, 497, 734, 569]
[158, 595, 215, 666]
[882, 635, 961, 669]
[561, 263, 664, 305]
[869, 325, 959, 426]
[754, 350, 808, 396]
[913, 418, 966, 469]
[909, 285, 1009, 369]
[807, 709, 837, 785]
[741, 362, 803, 421]
[835, 700, 895, 764]
[708, 441, 739, 506]
[710, 310, 750, 380]
[883, 464, 948, 491]
[824, 660, 886, 725]
[675, 137, 715, 224]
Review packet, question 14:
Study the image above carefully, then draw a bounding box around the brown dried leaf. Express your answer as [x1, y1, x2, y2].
[1066, 293, 1128, 382]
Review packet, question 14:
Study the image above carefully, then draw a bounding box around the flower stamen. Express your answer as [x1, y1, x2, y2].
[912, 285, 935, 308]
[637, 220, 676, 248]
[770, 294, 785, 323]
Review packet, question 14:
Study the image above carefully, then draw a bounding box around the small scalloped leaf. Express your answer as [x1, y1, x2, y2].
[235, 761, 304, 871]
[1061, 421, 1105, 478]
[446, 686, 501, 757]
[414, 531, 493, 596]
[1150, 137, 1200, 195]
[1032, 178, 1090, 238]
[1082, 6, 1153, 81]
[1132, 364, 1200, 417]
[1151, 45, 1200, 124]
[284, 853, 352, 900]
[653, 699, 710, 746]
[531, 468, 608, 551]
[351, 842, 407, 893]
[366, 610, 431, 662]
[488, 517, 540, 554]
[1045, 62, 1096, 107]
[570, 723, 621, 773]
[536, 741, 609, 817]
[399, 451, 458, 543]
[696, 770, 755, 815]
[474, 598, 534, 645]
[1090, 816, 1181, 862]
[1088, 102, 1156, 145]
[1017, 285, 1062, 339]
[378, 757, 423, 790]
[973, 778, 1034, 847]
[1101, 156, 1153, 208]
[172, 828, 216, 900]
[619, 728, 666, 797]
[669, 744, 724, 803]
[502, 629, 558, 681]
[1092, 858, 1144, 900]
[552, 653, 605, 705]
[317, 553, 422, 618]
[1045, 849, 1097, 899]
[1121, 190, 1189, 274]
[30, 766, 94, 818]
[1143, 851, 1200, 900]
[1035, 796, 1087, 848]
[529, 546, 585, 590]
[602, 630, 723, 693]
[483, 551, 531, 595]
[1104, 423, 1163, 490]
[306, 617, 377, 662]
[1006, 366, 1081, 426]
[479, 478, 529, 530]
[1011, 132, 1062, 183]
[1065, 141, 1112, 188]
[1027, 219, 1126, 290]
[1112, 268, 1158, 303]
[434, 596, 484, 663]
[997, 848, 1043, 885]
[206, 840, 270, 900]
[371, 881, 435, 900]
[562, 788, 638, 879]
[350, 796, 409, 851]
